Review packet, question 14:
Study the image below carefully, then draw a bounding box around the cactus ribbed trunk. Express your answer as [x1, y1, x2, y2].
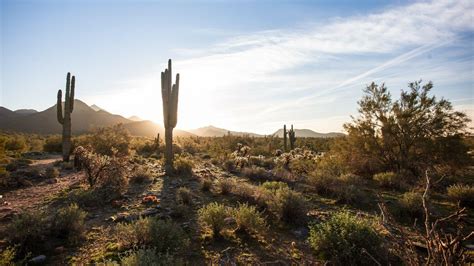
[289, 124, 296, 150]
[57, 72, 75, 162]
[161, 59, 180, 174]
[283, 124, 288, 152]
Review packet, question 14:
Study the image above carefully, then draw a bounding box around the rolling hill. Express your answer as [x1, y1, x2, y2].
[188, 125, 264, 137]
[272, 128, 344, 138]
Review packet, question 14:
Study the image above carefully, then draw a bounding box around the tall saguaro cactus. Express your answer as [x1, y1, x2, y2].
[57, 72, 75, 162]
[161, 59, 180, 174]
[289, 124, 296, 150]
[283, 124, 288, 152]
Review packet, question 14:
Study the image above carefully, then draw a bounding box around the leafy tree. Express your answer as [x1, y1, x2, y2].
[340, 81, 470, 177]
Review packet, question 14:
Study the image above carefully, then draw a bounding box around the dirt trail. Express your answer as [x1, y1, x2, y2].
[0, 158, 82, 222]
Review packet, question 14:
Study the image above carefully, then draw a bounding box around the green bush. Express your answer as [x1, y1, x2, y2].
[176, 187, 192, 205]
[241, 166, 267, 180]
[87, 124, 131, 156]
[231, 203, 266, 235]
[198, 202, 229, 238]
[174, 156, 194, 177]
[43, 136, 62, 153]
[200, 178, 212, 191]
[308, 211, 384, 265]
[0, 246, 16, 265]
[447, 184, 474, 208]
[7, 211, 47, 252]
[373, 172, 402, 190]
[268, 187, 307, 224]
[120, 248, 180, 266]
[52, 203, 87, 243]
[130, 165, 153, 183]
[45, 167, 59, 179]
[116, 218, 188, 253]
[217, 178, 234, 195]
[261, 181, 289, 192]
[5, 136, 27, 152]
[398, 192, 423, 218]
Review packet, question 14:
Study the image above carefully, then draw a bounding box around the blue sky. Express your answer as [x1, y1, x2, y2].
[1, 0, 473, 133]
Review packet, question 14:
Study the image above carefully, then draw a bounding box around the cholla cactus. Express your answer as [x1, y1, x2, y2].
[161, 59, 180, 174]
[57, 72, 75, 162]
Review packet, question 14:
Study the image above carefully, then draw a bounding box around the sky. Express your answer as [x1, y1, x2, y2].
[1, 0, 473, 134]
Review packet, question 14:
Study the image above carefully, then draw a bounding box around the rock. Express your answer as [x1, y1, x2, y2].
[29, 255, 46, 264]
[141, 208, 160, 217]
[54, 246, 65, 254]
[292, 227, 309, 239]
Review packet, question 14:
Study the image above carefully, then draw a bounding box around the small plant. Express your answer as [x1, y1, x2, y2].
[130, 165, 153, 183]
[447, 184, 474, 208]
[0, 246, 17, 265]
[231, 203, 266, 235]
[261, 181, 288, 192]
[373, 172, 401, 189]
[198, 202, 229, 238]
[7, 211, 47, 252]
[52, 203, 87, 243]
[308, 210, 384, 265]
[174, 156, 193, 177]
[398, 191, 423, 219]
[241, 166, 267, 180]
[176, 187, 192, 205]
[120, 248, 180, 265]
[269, 187, 307, 224]
[45, 166, 60, 179]
[217, 178, 234, 195]
[200, 177, 212, 191]
[116, 218, 188, 253]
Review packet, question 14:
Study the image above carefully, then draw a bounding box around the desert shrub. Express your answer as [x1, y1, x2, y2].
[374, 172, 402, 189]
[7, 211, 47, 252]
[116, 218, 188, 253]
[87, 124, 131, 156]
[120, 248, 180, 266]
[216, 178, 234, 195]
[70, 188, 104, 207]
[98, 158, 128, 200]
[447, 184, 474, 208]
[332, 184, 366, 204]
[43, 135, 62, 153]
[231, 203, 266, 235]
[5, 158, 32, 171]
[200, 178, 212, 191]
[198, 202, 229, 237]
[315, 153, 349, 178]
[289, 157, 317, 176]
[308, 211, 384, 265]
[5, 136, 27, 152]
[307, 172, 336, 195]
[52, 203, 87, 243]
[241, 166, 267, 180]
[222, 159, 235, 172]
[261, 181, 289, 192]
[0, 246, 16, 265]
[0, 167, 10, 187]
[130, 165, 153, 183]
[45, 166, 59, 179]
[268, 187, 307, 224]
[176, 187, 192, 205]
[174, 156, 193, 177]
[398, 192, 423, 219]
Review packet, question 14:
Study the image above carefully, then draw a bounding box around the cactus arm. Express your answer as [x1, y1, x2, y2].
[161, 71, 170, 127]
[169, 73, 179, 128]
[70, 75, 75, 111]
[65, 73, 71, 113]
[57, 89, 64, 124]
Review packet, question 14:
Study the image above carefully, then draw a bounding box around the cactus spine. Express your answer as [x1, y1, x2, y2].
[57, 72, 75, 162]
[161, 59, 179, 174]
[289, 124, 296, 150]
[283, 124, 288, 151]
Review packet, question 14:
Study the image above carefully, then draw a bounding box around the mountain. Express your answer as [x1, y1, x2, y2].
[189, 125, 263, 137]
[0, 100, 130, 134]
[128, 115, 143, 121]
[273, 128, 344, 138]
[90, 104, 106, 112]
[14, 109, 37, 115]
[123, 120, 194, 138]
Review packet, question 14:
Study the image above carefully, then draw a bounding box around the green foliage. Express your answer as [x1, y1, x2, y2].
[176, 187, 192, 205]
[87, 124, 131, 156]
[43, 135, 63, 153]
[0, 246, 17, 265]
[447, 184, 474, 208]
[198, 202, 229, 237]
[373, 172, 402, 189]
[200, 177, 212, 191]
[52, 203, 87, 243]
[7, 211, 47, 252]
[308, 211, 384, 265]
[241, 166, 267, 180]
[398, 192, 423, 219]
[116, 218, 188, 253]
[130, 165, 153, 183]
[217, 178, 234, 195]
[119, 248, 181, 266]
[173, 156, 193, 177]
[231, 203, 266, 235]
[4, 136, 27, 152]
[267, 186, 307, 224]
[261, 181, 289, 192]
[45, 166, 59, 179]
[341, 81, 470, 177]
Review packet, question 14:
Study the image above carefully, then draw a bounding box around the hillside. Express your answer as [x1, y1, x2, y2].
[123, 120, 195, 138]
[189, 125, 264, 137]
[273, 128, 344, 138]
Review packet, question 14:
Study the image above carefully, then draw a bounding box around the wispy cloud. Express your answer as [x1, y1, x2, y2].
[95, 0, 473, 133]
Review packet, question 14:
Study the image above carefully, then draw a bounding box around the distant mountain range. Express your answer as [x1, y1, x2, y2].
[0, 100, 344, 138]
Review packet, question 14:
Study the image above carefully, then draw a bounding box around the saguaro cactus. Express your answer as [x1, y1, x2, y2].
[57, 72, 75, 162]
[289, 124, 296, 150]
[161, 59, 179, 174]
[283, 124, 288, 152]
